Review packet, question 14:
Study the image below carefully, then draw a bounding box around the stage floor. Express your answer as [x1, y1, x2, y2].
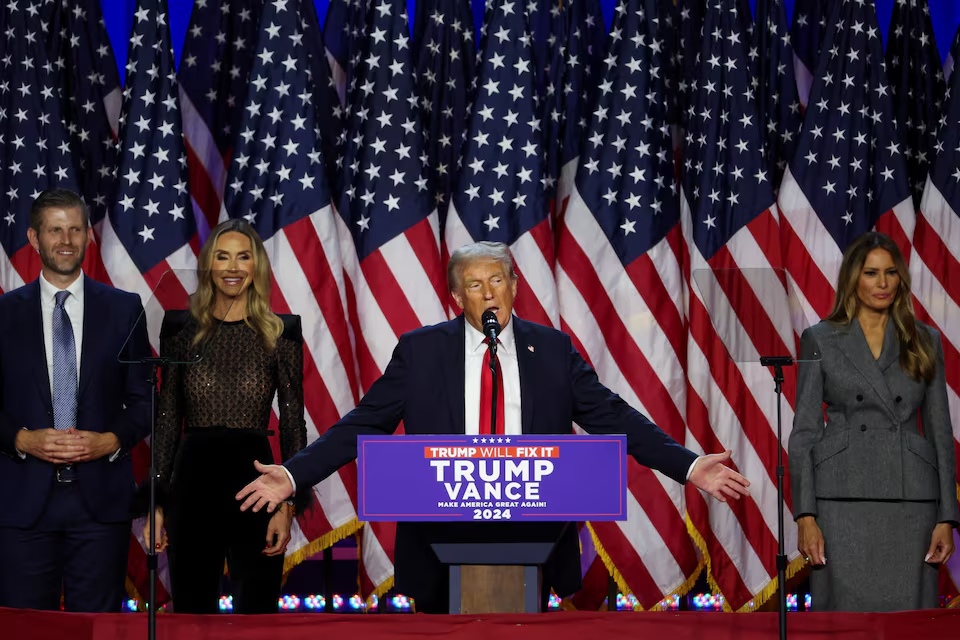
[3, 607, 960, 640]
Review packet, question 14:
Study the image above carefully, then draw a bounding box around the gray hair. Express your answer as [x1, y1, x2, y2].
[447, 241, 517, 293]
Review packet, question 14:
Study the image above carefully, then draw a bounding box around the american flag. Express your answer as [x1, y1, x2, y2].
[413, 0, 476, 224]
[45, 0, 121, 230]
[0, 0, 81, 294]
[332, 0, 447, 598]
[98, 0, 196, 326]
[779, 0, 915, 333]
[222, 0, 366, 573]
[549, 0, 605, 213]
[790, 0, 834, 107]
[753, 0, 801, 191]
[679, 0, 797, 611]
[446, 0, 557, 328]
[300, 0, 344, 192]
[672, 0, 706, 132]
[911, 22, 960, 605]
[556, 0, 701, 609]
[886, 0, 946, 208]
[178, 0, 263, 240]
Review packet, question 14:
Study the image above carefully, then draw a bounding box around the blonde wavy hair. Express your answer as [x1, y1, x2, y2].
[825, 232, 935, 382]
[190, 219, 284, 350]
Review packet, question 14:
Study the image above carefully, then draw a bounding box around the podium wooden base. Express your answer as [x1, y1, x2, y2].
[449, 565, 542, 614]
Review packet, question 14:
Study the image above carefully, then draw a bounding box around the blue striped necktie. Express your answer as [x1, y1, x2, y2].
[53, 290, 77, 431]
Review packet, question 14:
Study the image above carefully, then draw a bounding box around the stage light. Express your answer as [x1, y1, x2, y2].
[218, 595, 233, 612]
[786, 593, 798, 611]
[613, 593, 640, 611]
[348, 595, 365, 610]
[303, 595, 325, 610]
[547, 594, 562, 609]
[390, 594, 413, 611]
[124, 599, 138, 612]
[805, 594, 812, 610]
[691, 593, 724, 611]
[278, 595, 301, 611]
[367, 595, 379, 612]
[658, 594, 679, 611]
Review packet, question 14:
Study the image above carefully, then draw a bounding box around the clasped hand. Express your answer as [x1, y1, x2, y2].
[15, 428, 119, 464]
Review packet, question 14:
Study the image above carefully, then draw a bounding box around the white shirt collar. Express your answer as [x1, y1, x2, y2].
[39, 270, 85, 304]
[466, 314, 516, 356]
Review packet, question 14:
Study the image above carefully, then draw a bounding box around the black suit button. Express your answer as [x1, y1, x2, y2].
[856, 394, 864, 402]
[895, 396, 902, 403]
[860, 425, 867, 432]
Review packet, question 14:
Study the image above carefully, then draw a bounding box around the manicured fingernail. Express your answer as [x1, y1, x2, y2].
[925, 553, 932, 562]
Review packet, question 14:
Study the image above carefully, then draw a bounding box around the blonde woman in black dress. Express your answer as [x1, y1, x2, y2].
[143, 219, 306, 614]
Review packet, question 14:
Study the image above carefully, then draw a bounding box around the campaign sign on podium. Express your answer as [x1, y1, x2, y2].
[357, 434, 628, 522]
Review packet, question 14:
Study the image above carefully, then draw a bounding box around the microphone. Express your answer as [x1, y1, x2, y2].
[481, 309, 501, 349]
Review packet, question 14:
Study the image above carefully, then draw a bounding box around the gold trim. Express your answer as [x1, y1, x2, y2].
[586, 521, 704, 611]
[283, 517, 363, 576]
[686, 514, 807, 612]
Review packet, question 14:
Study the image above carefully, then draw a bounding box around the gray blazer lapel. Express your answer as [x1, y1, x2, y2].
[876, 319, 900, 373]
[837, 319, 897, 416]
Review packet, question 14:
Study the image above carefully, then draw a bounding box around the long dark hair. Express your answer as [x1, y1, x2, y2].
[825, 232, 934, 382]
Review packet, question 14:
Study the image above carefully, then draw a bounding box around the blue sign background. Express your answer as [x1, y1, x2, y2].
[357, 434, 628, 522]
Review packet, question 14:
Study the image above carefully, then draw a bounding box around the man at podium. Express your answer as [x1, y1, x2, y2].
[238, 241, 749, 613]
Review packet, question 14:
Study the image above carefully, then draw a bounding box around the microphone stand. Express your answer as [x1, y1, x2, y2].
[142, 357, 167, 640]
[488, 339, 499, 437]
[140, 353, 199, 640]
[760, 355, 793, 640]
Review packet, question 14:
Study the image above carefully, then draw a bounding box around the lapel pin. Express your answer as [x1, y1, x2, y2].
[527, 345, 534, 352]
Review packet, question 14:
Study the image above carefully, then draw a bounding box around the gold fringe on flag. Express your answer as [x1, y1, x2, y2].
[585, 521, 705, 611]
[283, 516, 363, 576]
[685, 513, 807, 613]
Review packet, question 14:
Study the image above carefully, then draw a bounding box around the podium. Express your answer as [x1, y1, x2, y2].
[357, 434, 627, 614]
[432, 523, 570, 613]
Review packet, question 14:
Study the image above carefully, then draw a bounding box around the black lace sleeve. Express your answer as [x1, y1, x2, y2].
[276, 315, 306, 465]
[151, 311, 192, 510]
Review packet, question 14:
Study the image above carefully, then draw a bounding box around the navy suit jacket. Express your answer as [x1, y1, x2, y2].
[0, 277, 153, 527]
[285, 315, 696, 601]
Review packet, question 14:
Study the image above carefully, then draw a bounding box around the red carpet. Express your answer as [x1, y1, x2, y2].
[3, 607, 959, 640]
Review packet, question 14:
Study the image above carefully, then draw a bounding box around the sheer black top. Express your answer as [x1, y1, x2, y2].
[153, 310, 306, 500]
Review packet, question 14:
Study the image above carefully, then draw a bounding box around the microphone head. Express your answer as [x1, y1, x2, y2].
[481, 309, 500, 335]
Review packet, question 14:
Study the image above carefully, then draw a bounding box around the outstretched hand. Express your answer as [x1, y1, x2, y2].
[236, 460, 294, 513]
[688, 450, 750, 502]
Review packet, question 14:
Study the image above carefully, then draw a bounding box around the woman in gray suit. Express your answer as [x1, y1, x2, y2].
[789, 232, 958, 611]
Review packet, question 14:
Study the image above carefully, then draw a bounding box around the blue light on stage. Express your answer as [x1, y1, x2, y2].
[218, 595, 233, 612]
[303, 594, 326, 610]
[124, 599, 138, 612]
[278, 595, 301, 611]
[691, 593, 725, 611]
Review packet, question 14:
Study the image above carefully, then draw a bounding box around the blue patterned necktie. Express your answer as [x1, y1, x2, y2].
[52, 290, 77, 431]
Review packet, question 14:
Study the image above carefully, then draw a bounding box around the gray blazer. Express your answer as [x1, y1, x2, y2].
[788, 318, 959, 524]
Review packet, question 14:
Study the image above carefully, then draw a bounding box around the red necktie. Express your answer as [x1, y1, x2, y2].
[479, 339, 504, 435]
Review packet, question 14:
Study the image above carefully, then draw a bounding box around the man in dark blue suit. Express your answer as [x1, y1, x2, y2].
[0, 189, 152, 612]
[238, 241, 749, 612]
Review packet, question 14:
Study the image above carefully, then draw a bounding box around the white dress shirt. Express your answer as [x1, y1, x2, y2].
[17, 272, 87, 460]
[464, 317, 522, 436]
[39, 271, 85, 400]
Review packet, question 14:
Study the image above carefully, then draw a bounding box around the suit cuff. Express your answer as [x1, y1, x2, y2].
[16, 427, 27, 459]
[282, 465, 298, 494]
[685, 456, 700, 481]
